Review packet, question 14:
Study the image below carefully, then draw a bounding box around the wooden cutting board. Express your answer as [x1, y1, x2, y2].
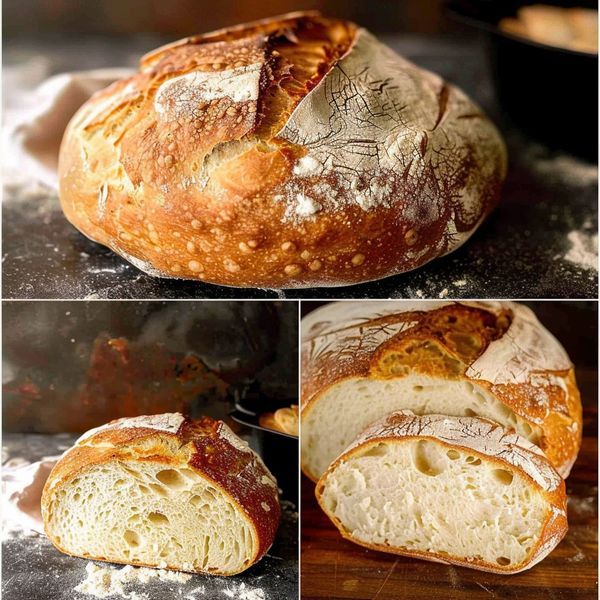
[301, 369, 598, 600]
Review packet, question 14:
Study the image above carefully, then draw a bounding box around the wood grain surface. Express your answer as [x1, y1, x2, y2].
[301, 368, 598, 599]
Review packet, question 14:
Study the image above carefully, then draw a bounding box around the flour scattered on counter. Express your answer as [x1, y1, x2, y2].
[564, 230, 598, 271]
[522, 143, 598, 187]
[184, 586, 206, 599]
[567, 492, 597, 518]
[222, 582, 266, 599]
[75, 562, 192, 599]
[567, 547, 586, 562]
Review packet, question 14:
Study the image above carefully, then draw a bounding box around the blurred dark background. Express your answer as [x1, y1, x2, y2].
[3, 0, 455, 38]
[3, 301, 298, 433]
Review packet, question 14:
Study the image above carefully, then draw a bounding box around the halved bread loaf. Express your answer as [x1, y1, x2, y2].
[302, 301, 582, 481]
[42, 413, 280, 576]
[316, 411, 567, 574]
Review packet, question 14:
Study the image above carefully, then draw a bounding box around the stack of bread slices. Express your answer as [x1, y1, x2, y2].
[301, 301, 582, 574]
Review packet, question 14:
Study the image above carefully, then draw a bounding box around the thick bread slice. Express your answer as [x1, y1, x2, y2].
[301, 301, 581, 481]
[42, 413, 280, 576]
[316, 411, 567, 574]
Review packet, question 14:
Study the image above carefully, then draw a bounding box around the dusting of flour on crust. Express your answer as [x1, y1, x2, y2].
[154, 64, 262, 118]
[76, 413, 185, 445]
[275, 27, 504, 251]
[217, 421, 253, 453]
[348, 411, 563, 493]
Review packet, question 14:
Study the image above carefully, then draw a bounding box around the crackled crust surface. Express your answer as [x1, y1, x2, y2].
[301, 301, 582, 479]
[316, 411, 568, 574]
[58, 11, 506, 288]
[42, 413, 280, 574]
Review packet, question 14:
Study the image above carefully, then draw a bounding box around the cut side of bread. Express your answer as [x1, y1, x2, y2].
[316, 411, 567, 574]
[42, 414, 280, 575]
[302, 374, 541, 481]
[301, 301, 582, 481]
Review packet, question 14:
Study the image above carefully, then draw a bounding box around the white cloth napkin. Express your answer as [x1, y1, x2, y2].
[3, 68, 134, 189]
[2, 456, 60, 535]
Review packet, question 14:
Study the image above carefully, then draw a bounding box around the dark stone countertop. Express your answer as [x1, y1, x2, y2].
[1, 433, 298, 600]
[2, 34, 597, 299]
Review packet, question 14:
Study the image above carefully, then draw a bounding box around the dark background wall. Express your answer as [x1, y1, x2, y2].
[3, 0, 455, 38]
[3, 301, 298, 432]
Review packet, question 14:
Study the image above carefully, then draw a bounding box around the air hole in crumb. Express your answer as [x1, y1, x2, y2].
[361, 443, 388, 458]
[492, 469, 514, 486]
[464, 408, 477, 417]
[156, 469, 186, 489]
[148, 512, 170, 525]
[496, 556, 511, 566]
[150, 484, 168, 497]
[446, 450, 460, 460]
[124, 530, 140, 547]
[413, 441, 444, 476]
[465, 456, 482, 466]
[413, 385, 423, 392]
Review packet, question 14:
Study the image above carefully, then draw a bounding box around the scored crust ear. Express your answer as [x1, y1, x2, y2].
[140, 11, 330, 68]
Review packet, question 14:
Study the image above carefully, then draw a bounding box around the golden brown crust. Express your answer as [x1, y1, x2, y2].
[315, 412, 568, 574]
[301, 301, 582, 480]
[41, 414, 280, 575]
[58, 12, 506, 288]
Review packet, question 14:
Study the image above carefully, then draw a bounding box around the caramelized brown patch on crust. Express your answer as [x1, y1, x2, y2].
[302, 304, 513, 402]
[184, 418, 280, 562]
[372, 304, 512, 378]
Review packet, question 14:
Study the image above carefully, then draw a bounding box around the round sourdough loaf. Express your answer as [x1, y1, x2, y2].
[301, 301, 581, 481]
[58, 11, 506, 288]
[316, 411, 567, 574]
[41, 413, 280, 575]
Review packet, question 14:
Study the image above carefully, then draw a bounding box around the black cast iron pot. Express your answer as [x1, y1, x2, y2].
[447, 0, 598, 160]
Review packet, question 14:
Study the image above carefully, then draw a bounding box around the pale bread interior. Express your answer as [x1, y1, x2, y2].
[45, 459, 256, 575]
[319, 439, 547, 570]
[302, 375, 541, 479]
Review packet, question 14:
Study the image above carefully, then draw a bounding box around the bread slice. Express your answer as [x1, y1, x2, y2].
[316, 411, 567, 574]
[302, 301, 582, 481]
[42, 413, 280, 576]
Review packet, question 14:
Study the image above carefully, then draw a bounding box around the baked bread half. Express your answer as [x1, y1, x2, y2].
[316, 411, 567, 574]
[301, 301, 581, 481]
[41, 413, 280, 576]
[58, 11, 506, 288]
